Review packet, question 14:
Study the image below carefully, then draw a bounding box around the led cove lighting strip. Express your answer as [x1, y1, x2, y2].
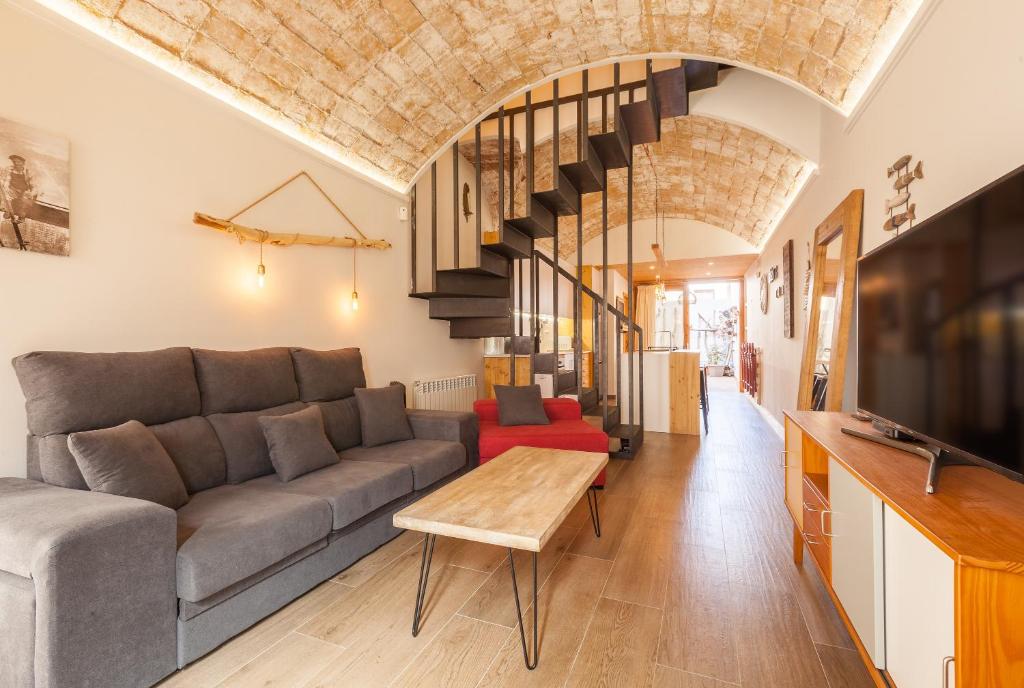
[29, 0, 405, 194]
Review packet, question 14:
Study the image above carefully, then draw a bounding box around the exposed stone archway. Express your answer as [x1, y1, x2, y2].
[462, 115, 810, 257]
[56, 0, 916, 189]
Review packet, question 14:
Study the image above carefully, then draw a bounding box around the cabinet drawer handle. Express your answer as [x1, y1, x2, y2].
[803, 501, 818, 513]
[802, 531, 820, 545]
[943, 656, 954, 688]
[820, 510, 834, 537]
[779, 450, 788, 468]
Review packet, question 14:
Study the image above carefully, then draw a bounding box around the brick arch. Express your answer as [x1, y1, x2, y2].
[530, 116, 811, 257]
[65, 0, 914, 190]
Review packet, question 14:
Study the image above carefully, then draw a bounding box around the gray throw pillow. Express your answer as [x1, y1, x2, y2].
[67, 420, 190, 509]
[258, 405, 339, 482]
[354, 384, 413, 447]
[495, 385, 550, 426]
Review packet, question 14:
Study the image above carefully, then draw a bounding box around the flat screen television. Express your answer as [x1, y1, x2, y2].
[857, 165, 1024, 482]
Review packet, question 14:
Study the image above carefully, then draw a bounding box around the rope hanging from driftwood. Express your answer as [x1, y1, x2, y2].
[193, 171, 392, 250]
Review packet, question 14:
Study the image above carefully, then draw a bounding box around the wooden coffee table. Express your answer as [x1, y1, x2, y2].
[393, 445, 608, 669]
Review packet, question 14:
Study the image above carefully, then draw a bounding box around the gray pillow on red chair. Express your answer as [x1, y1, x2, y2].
[494, 384, 550, 426]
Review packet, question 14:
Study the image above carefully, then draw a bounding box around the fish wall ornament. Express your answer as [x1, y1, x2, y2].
[887, 154, 912, 178]
[883, 204, 916, 232]
[883, 155, 924, 237]
[893, 160, 925, 190]
[884, 191, 910, 211]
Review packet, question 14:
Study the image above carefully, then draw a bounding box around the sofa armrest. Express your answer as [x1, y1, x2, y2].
[406, 409, 479, 468]
[0, 478, 178, 688]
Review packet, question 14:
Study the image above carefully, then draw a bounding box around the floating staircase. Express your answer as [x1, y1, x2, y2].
[410, 59, 725, 455]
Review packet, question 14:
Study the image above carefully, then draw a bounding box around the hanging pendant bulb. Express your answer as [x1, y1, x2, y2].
[349, 246, 359, 311]
[256, 233, 267, 288]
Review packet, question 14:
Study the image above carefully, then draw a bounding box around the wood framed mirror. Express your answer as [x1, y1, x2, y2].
[797, 189, 863, 411]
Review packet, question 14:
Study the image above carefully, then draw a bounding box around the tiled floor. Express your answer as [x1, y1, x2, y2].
[159, 378, 876, 688]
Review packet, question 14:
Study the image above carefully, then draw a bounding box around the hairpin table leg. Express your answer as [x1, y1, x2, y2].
[411, 533, 436, 637]
[508, 549, 539, 669]
[586, 487, 602, 538]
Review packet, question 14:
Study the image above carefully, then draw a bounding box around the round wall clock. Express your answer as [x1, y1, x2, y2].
[760, 273, 770, 314]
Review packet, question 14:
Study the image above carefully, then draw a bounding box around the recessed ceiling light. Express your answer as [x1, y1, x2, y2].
[648, 265, 654, 270]
[706, 271, 711, 275]
[708, 261, 715, 266]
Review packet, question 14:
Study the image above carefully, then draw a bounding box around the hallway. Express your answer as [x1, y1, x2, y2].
[161, 383, 874, 688]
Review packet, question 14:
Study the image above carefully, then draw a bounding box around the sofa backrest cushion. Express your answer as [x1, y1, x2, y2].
[12, 348, 201, 437]
[208, 401, 307, 483]
[149, 416, 227, 493]
[290, 348, 366, 402]
[315, 397, 362, 451]
[30, 433, 88, 489]
[473, 397, 582, 423]
[193, 348, 299, 415]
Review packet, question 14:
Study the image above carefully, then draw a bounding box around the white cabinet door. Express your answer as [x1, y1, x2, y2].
[884, 506, 956, 688]
[828, 458, 885, 668]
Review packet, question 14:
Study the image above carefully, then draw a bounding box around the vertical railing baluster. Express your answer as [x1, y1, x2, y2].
[552, 79, 559, 174]
[410, 183, 417, 294]
[627, 142, 634, 427]
[475, 123, 481, 258]
[452, 141, 459, 269]
[509, 112, 515, 218]
[498, 107, 505, 235]
[613, 62, 621, 130]
[518, 258, 523, 336]
[601, 164, 608, 430]
[430, 161, 437, 292]
[525, 90, 533, 198]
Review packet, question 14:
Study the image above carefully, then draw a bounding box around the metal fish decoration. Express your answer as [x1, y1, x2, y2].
[884, 191, 910, 211]
[883, 204, 916, 232]
[887, 154, 913, 178]
[893, 160, 924, 190]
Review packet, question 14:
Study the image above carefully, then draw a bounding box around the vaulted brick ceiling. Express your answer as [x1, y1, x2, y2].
[66, 0, 917, 190]
[464, 116, 810, 256]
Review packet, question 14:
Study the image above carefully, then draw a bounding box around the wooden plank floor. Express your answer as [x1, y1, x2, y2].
[159, 378, 876, 688]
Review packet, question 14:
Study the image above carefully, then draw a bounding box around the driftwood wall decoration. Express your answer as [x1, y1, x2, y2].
[782, 239, 795, 337]
[193, 171, 392, 251]
[884, 154, 923, 236]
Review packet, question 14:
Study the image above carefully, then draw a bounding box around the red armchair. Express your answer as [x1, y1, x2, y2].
[474, 397, 609, 487]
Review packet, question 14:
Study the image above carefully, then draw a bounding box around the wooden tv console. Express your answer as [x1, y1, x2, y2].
[784, 411, 1024, 688]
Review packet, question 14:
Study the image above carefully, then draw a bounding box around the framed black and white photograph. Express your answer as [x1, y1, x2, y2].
[0, 116, 70, 256]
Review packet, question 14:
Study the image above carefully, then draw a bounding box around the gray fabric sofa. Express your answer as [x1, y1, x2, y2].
[0, 346, 478, 688]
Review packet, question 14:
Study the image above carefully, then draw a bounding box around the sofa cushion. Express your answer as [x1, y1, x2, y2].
[247, 459, 413, 530]
[474, 397, 582, 422]
[68, 420, 189, 509]
[316, 397, 362, 451]
[340, 439, 465, 490]
[207, 401, 307, 484]
[290, 348, 366, 402]
[494, 384, 550, 426]
[354, 385, 413, 447]
[149, 416, 226, 493]
[259, 406, 339, 482]
[193, 348, 299, 415]
[31, 434, 88, 489]
[12, 348, 200, 436]
[174, 484, 331, 602]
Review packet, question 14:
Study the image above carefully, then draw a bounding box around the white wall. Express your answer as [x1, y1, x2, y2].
[0, 1, 482, 478]
[744, 0, 1024, 423]
[582, 217, 756, 265]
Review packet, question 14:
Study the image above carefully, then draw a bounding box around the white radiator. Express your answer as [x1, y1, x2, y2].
[412, 374, 478, 412]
